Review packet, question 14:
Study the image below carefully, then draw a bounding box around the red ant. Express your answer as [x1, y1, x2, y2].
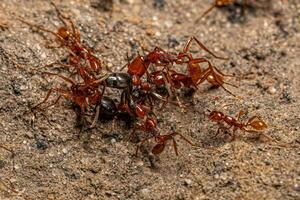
[198, 0, 236, 20]
[126, 36, 228, 85]
[130, 116, 194, 156]
[32, 72, 107, 114]
[148, 58, 238, 102]
[135, 131, 195, 156]
[18, 2, 102, 74]
[197, 0, 286, 21]
[125, 37, 234, 105]
[207, 109, 268, 140]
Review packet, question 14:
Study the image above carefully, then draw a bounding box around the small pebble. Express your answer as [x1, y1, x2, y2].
[155, 31, 161, 37]
[268, 86, 277, 95]
[146, 28, 155, 36]
[107, 62, 113, 68]
[164, 20, 173, 28]
[140, 188, 150, 197]
[62, 148, 68, 154]
[293, 183, 300, 191]
[111, 138, 116, 143]
[184, 179, 193, 186]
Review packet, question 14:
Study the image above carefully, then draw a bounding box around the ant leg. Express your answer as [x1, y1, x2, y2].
[245, 116, 263, 124]
[209, 68, 238, 97]
[197, 67, 236, 98]
[52, 2, 82, 43]
[53, 88, 88, 113]
[162, 71, 173, 98]
[34, 87, 75, 111]
[42, 95, 62, 110]
[212, 65, 236, 77]
[188, 57, 211, 66]
[163, 71, 186, 108]
[215, 79, 237, 97]
[187, 57, 211, 84]
[150, 92, 171, 107]
[175, 132, 195, 146]
[229, 127, 239, 141]
[183, 36, 228, 60]
[213, 127, 224, 139]
[90, 105, 100, 128]
[32, 88, 54, 110]
[129, 124, 146, 140]
[212, 66, 240, 88]
[135, 135, 154, 156]
[214, 125, 232, 139]
[197, 65, 217, 86]
[237, 110, 246, 121]
[45, 42, 64, 49]
[241, 0, 247, 16]
[50, 2, 68, 27]
[43, 72, 76, 85]
[196, 4, 216, 22]
[18, 18, 65, 43]
[40, 62, 75, 73]
[67, 17, 80, 41]
[172, 138, 179, 156]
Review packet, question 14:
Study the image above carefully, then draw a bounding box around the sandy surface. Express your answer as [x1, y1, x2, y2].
[0, 0, 299, 199]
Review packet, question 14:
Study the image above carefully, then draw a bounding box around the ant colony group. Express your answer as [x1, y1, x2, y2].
[16, 2, 270, 156]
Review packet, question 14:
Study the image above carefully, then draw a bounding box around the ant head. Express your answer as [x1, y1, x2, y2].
[249, 120, 268, 130]
[208, 110, 224, 122]
[151, 143, 165, 155]
[57, 27, 70, 40]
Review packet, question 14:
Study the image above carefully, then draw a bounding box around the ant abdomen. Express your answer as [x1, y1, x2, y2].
[248, 120, 268, 130]
[152, 143, 165, 155]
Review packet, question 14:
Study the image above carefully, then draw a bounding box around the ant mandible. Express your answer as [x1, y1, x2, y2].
[207, 109, 268, 140]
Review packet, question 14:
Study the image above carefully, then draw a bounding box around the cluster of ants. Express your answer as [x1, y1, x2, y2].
[13, 3, 271, 156]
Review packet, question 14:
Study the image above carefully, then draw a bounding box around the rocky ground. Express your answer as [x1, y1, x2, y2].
[0, 0, 299, 199]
